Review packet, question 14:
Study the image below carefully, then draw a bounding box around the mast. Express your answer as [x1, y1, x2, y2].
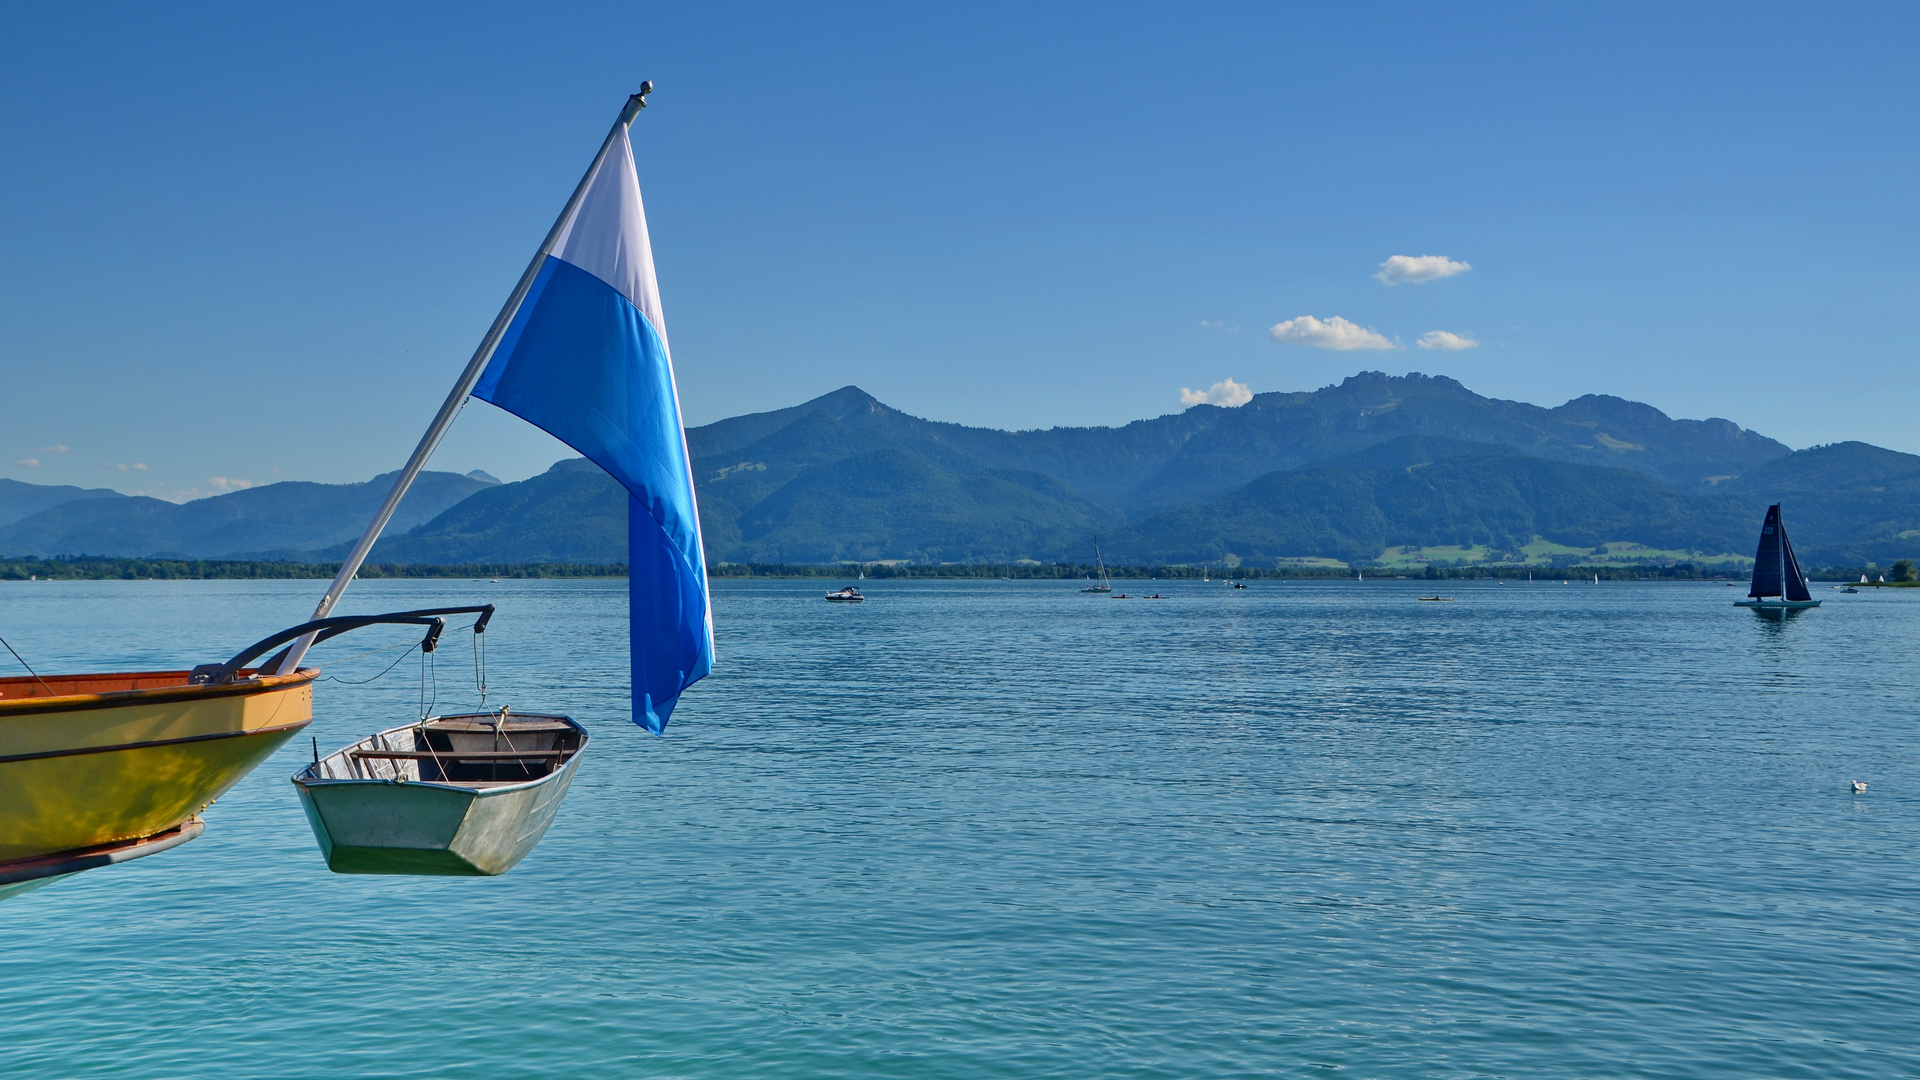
[277, 85, 655, 675]
[1778, 505, 1786, 600]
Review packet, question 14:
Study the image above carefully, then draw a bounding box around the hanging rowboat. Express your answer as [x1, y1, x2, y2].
[292, 711, 587, 876]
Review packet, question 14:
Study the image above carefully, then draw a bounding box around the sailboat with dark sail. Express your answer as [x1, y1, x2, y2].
[1735, 504, 1821, 611]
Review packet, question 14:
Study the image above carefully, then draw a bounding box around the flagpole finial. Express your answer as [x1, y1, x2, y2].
[620, 82, 654, 127]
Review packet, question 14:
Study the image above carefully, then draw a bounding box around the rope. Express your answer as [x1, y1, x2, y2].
[0, 634, 56, 698]
[472, 625, 488, 707]
[418, 645, 438, 720]
[317, 643, 418, 686]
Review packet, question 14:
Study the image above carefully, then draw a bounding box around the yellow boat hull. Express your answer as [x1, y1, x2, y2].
[0, 669, 315, 864]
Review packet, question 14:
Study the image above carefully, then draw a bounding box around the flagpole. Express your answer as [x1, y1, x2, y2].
[277, 84, 654, 675]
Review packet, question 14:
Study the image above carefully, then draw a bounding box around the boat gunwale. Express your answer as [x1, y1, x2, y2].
[0, 668, 318, 718]
[293, 713, 588, 798]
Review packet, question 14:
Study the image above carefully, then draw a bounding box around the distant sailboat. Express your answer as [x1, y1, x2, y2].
[1082, 543, 1113, 593]
[1735, 504, 1820, 610]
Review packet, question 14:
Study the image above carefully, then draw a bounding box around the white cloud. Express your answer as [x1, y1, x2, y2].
[1269, 315, 1398, 351]
[35, 444, 71, 454]
[1416, 330, 1479, 350]
[1180, 378, 1254, 408]
[208, 476, 254, 492]
[1375, 254, 1471, 285]
[110, 462, 149, 472]
[1198, 319, 1239, 333]
[16, 458, 41, 468]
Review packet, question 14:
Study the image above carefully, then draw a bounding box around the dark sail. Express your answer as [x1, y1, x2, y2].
[1748, 504, 1784, 598]
[1780, 511, 1813, 602]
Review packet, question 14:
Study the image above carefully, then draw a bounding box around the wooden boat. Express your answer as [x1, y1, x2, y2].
[292, 712, 587, 876]
[825, 586, 866, 603]
[0, 607, 468, 899]
[1735, 503, 1821, 610]
[0, 669, 314, 880]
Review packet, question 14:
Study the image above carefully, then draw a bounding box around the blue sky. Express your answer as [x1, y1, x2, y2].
[2, 3, 1914, 499]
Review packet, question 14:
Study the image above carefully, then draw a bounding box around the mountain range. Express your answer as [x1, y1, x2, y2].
[0, 470, 496, 560]
[6, 372, 1919, 568]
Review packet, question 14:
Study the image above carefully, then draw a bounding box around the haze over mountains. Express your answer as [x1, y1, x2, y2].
[7, 373, 1919, 569]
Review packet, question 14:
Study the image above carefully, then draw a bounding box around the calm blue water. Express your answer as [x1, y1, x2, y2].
[1, 577, 1916, 1078]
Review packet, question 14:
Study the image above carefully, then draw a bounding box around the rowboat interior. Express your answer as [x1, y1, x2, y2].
[303, 713, 584, 787]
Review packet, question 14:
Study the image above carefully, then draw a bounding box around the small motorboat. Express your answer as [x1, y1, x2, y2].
[293, 710, 587, 876]
[1417, 596, 1452, 602]
[825, 586, 866, 603]
[1232, 581, 1247, 590]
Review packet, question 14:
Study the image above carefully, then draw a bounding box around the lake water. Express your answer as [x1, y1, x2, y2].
[1, 577, 1916, 1078]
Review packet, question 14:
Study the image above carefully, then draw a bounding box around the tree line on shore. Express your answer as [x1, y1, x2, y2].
[9, 555, 1912, 583]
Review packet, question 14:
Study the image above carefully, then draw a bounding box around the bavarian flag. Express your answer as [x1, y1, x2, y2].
[471, 123, 712, 732]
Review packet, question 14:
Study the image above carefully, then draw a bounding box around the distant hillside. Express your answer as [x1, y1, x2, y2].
[0, 478, 125, 528]
[1716, 442, 1920, 565]
[359, 459, 627, 564]
[1104, 437, 1753, 567]
[0, 470, 496, 558]
[11, 372, 1917, 569]
[687, 374, 1790, 518]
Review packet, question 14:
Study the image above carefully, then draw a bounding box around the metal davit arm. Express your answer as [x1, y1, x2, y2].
[200, 605, 496, 685]
[276, 85, 655, 676]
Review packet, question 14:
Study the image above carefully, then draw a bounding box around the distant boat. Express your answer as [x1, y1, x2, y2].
[1082, 543, 1113, 593]
[826, 586, 865, 603]
[1417, 596, 1452, 602]
[1735, 504, 1820, 610]
[1232, 581, 1247, 590]
[1592, 574, 1600, 585]
[293, 711, 586, 876]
